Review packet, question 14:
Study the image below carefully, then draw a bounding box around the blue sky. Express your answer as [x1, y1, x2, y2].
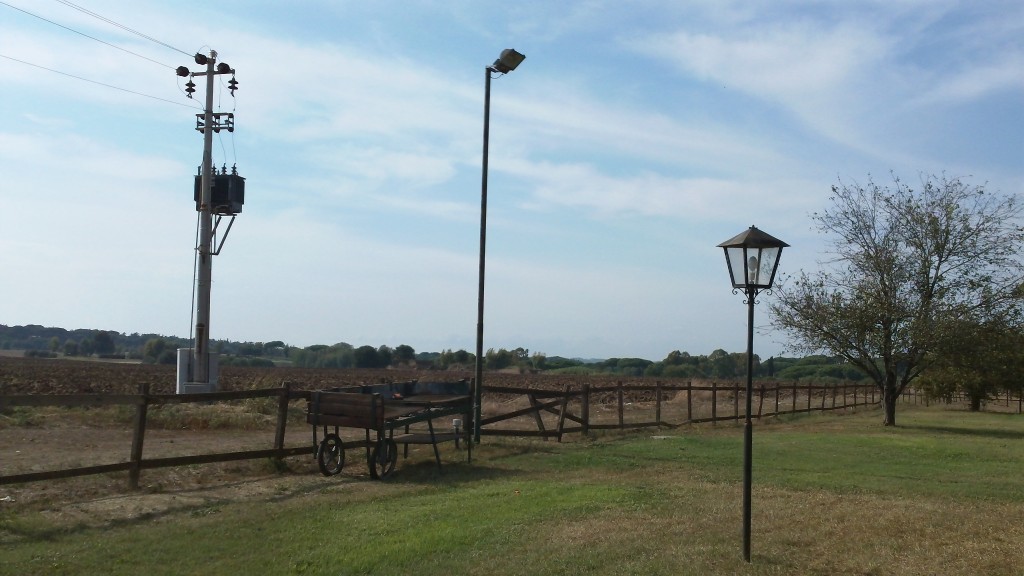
[1, 0, 1021, 361]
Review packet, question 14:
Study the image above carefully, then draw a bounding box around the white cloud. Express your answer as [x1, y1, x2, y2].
[913, 51, 1024, 105]
[625, 21, 893, 146]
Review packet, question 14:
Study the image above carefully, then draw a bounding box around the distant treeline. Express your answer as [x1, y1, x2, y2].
[0, 324, 867, 381]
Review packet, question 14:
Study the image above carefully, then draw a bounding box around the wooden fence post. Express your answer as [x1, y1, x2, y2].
[807, 385, 813, 412]
[820, 386, 827, 410]
[274, 382, 291, 457]
[711, 381, 718, 425]
[556, 384, 570, 443]
[655, 381, 662, 427]
[528, 393, 548, 440]
[733, 381, 740, 421]
[774, 384, 780, 415]
[757, 384, 765, 419]
[853, 385, 858, 407]
[686, 381, 693, 422]
[792, 382, 798, 414]
[617, 381, 625, 429]
[128, 382, 149, 490]
[581, 384, 591, 436]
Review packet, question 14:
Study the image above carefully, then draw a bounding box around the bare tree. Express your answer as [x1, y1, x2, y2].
[769, 174, 1024, 425]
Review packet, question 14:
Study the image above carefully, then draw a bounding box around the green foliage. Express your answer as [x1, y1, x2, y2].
[392, 344, 416, 365]
[142, 338, 167, 364]
[542, 356, 584, 371]
[774, 356, 867, 381]
[291, 343, 354, 368]
[770, 174, 1024, 425]
[92, 331, 115, 355]
[376, 345, 393, 367]
[236, 342, 263, 356]
[352, 345, 376, 368]
[262, 341, 287, 356]
[918, 318, 1024, 410]
[485, 347, 518, 370]
[432, 349, 474, 369]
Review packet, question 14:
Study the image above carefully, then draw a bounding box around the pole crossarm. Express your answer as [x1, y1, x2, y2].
[195, 112, 234, 134]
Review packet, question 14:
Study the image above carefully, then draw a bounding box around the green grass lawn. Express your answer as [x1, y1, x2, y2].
[2, 405, 1021, 575]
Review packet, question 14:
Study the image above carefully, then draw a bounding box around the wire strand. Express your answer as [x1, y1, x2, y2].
[51, 0, 193, 58]
[1, 53, 201, 109]
[217, 75, 239, 166]
[0, 1, 177, 69]
[189, 209, 200, 363]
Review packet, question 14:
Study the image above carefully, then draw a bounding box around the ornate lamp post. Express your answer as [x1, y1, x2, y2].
[717, 225, 788, 563]
[474, 48, 525, 443]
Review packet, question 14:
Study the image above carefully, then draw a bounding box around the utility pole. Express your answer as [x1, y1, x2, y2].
[176, 50, 241, 393]
[194, 50, 216, 386]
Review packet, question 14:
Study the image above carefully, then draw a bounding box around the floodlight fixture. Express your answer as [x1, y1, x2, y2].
[490, 48, 525, 74]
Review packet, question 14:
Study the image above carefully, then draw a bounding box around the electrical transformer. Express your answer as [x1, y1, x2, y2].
[194, 171, 245, 215]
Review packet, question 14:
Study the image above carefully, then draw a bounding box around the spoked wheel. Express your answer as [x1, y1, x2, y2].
[368, 439, 398, 480]
[317, 433, 345, 476]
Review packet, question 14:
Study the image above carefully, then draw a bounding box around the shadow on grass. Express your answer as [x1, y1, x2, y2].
[370, 461, 525, 486]
[903, 423, 1024, 441]
[0, 461, 523, 547]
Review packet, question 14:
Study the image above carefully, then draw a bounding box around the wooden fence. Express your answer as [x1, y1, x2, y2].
[480, 381, 880, 440]
[0, 383, 314, 489]
[8, 380, 1016, 488]
[898, 386, 1024, 413]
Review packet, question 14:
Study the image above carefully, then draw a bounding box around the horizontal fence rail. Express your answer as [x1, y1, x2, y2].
[478, 381, 882, 440]
[898, 387, 1023, 413]
[0, 383, 314, 488]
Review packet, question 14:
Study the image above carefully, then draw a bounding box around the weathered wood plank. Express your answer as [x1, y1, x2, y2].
[0, 394, 140, 408]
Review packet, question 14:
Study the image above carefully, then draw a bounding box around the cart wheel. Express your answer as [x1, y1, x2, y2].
[317, 434, 345, 476]
[369, 439, 398, 480]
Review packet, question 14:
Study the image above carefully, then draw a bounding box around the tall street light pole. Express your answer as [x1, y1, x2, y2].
[474, 48, 525, 443]
[717, 225, 789, 563]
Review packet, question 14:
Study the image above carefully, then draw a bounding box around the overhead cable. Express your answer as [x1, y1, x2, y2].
[52, 0, 193, 58]
[0, 1, 177, 68]
[0, 53, 200, 109]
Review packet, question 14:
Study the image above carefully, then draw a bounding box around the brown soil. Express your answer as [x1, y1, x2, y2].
[0, 417, 400, 529]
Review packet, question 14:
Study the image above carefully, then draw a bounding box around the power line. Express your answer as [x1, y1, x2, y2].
[52, 0, 193, 58]
[0, 53, 200, 109]
[0, 0, 178, 69]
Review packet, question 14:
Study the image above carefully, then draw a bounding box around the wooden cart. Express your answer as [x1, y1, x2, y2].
[306, 380, 472, 479]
